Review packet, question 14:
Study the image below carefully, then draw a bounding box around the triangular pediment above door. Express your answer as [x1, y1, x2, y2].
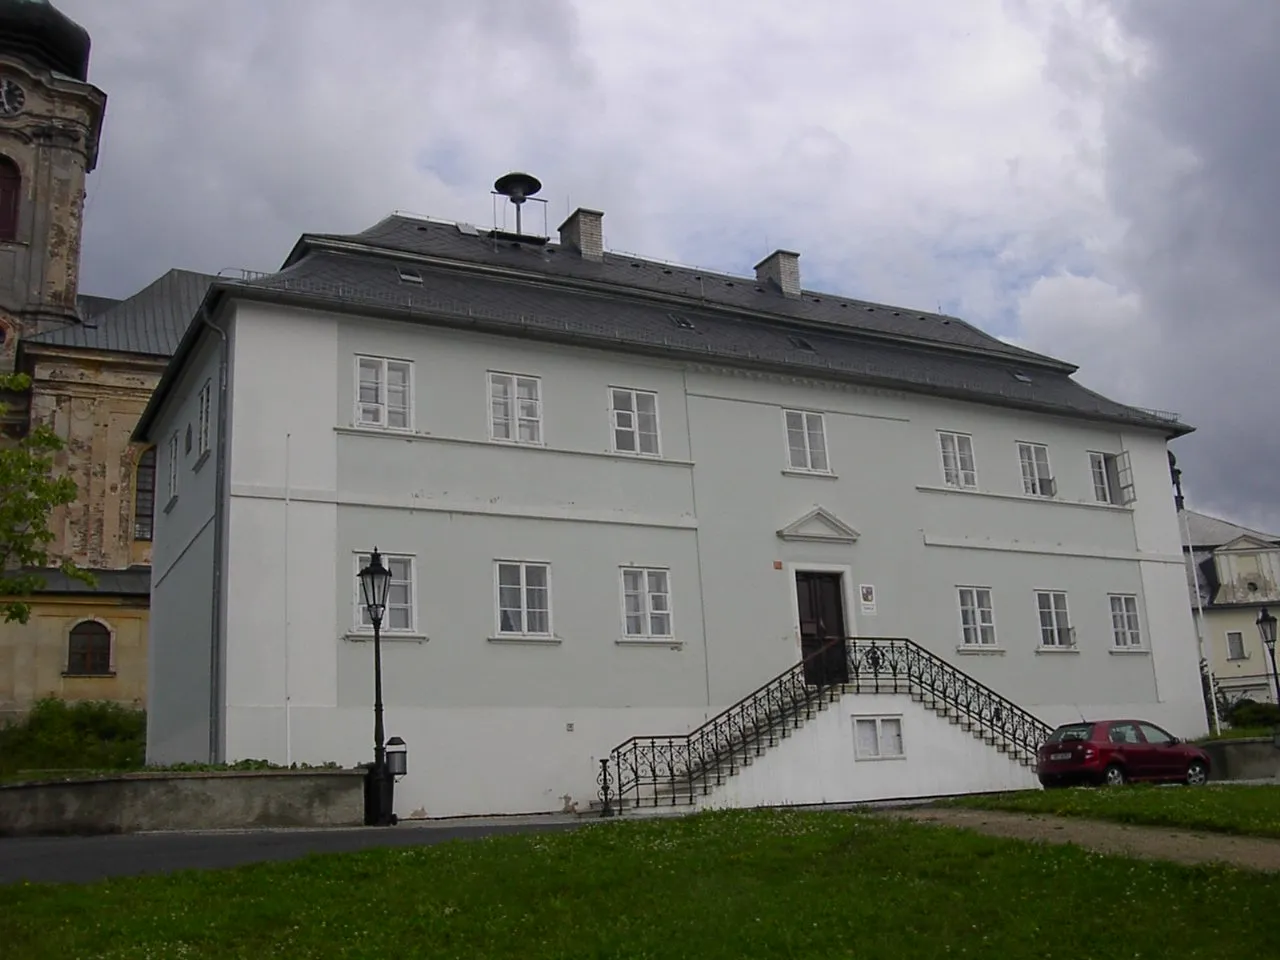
[776, 506, 860, 544]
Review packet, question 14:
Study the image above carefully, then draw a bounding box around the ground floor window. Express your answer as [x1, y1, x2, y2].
[853, 715, 904, 760]
[66, 620, 112, 676]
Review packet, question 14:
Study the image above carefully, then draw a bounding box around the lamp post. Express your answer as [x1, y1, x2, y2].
[358, 548, 395, 826]
[1257, 606, 1279, 707]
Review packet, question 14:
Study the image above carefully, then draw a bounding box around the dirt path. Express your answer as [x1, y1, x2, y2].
[878, 807, 1280, 872]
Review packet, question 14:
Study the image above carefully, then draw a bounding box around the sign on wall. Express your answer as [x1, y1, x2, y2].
[859, 584, 877, 616]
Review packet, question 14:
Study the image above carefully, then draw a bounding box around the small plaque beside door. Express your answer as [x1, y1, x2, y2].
[859, 584, 877, 616]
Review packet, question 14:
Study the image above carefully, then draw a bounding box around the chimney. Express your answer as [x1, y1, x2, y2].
[558, 207, 604, 262]
[755, 249, 801, 298]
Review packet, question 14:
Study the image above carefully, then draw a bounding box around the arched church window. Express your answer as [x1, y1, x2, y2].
[0, 155, 19, 242]
[67, 620, 112, 676]
[133, 447, 156, 541]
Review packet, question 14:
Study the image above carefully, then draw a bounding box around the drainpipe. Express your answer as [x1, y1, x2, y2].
[200, 305, 231, 763]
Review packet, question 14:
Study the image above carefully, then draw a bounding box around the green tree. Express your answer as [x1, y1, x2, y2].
[0, 371, 92, 623]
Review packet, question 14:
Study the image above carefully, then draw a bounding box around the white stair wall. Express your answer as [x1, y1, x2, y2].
[696, 691, 1038, 810]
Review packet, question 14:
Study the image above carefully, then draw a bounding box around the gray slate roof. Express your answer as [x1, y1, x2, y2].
[245, 233, 1188, 435]
[28, 269, 216, 357]
[297, 216, 1072, 370]
[1180, 509, 1280, 549]
[19, 566, 151, 597]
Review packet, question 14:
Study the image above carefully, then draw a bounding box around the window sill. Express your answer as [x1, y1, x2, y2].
[488, 635, 562, 645]
[62, 671, 116, 679]
[1226, 656, 1250, 662]
[1109, 648, 1150, 656]
[854, 754, 907, 762]
[162, 495, 178, 514]
[1035, 646, 1080, 655]
[193, 449, 211, 473]
[488, 436, 547, 449]
[956, 645, 1005, 656]
[351, 422, 416, 435]
[915, 485, 1131, 511]
[344, 632, 429, 644]
[616, 637, 682, 647]
[781, 468, 838, 480]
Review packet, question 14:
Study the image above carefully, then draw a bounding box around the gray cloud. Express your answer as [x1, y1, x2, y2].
[1015, 0, 1280, 532]
[52, 1, 1277, 529]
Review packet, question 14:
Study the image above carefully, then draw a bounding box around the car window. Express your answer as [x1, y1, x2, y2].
[1048, 723, 1094, 743]
[1108, 722, 1141, 744]
[1138, 723, 1174, 745]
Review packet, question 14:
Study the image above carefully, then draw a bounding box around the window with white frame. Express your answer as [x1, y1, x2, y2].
[610, 388, 660, 456]
[1018, 442, 1055, 497]
[621, 567, 672, 638]
[490, 372, 542, 444]
[939, 431, 977, 489]
[496, 561, 551, 636]
[1108, 594, 1142, 648]
[356, 356, 412, 430]
[1226, 631, 1246, 660]
[166, 433, 179, 501]
[783, 409, 829, 472]
[1036, 591, 1073, 647]
[853, 716, 904, 759]
[957, 587, 997, 646]
[1089, 451, 1136, 505]
[197, 380, 212, 456]
[354, 553, 415, 632]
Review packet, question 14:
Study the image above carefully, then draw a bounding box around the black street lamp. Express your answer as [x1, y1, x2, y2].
[1257, 606, 1279, 706]
[359, 548, 396, 826]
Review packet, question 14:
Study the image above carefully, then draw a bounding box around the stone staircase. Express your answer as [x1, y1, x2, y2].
[592, 637, 1051, 816]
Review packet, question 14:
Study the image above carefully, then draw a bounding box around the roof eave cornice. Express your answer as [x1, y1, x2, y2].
[297, 235, 1081, 375]
[221, 280, 1183, 438]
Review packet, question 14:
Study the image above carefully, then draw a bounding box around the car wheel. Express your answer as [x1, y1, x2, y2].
[1102, 764, 1126, 787]
[1186, 760, 1208, 786]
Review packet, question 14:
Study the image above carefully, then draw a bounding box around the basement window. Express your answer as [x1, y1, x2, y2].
[398, 267, 423, 284]
[853, 716, 904, 760]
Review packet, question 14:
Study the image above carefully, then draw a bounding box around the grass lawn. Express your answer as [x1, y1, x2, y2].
[940, 784, 1280, 838]
[3, 810, 1279, 959]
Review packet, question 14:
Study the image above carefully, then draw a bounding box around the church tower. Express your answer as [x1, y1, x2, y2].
[0, 0, 105, 372]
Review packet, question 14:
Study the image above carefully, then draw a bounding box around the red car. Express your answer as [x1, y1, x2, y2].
[1036, 719, 1211, 788]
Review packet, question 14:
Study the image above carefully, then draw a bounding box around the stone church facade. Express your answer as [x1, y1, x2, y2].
[0, 1, 209, 719]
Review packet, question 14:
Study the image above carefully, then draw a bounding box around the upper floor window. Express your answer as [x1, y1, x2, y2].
[1226, 631, 1246, 660]
[1089, 451, 1136, 505]
[0, 155, 19, 242]
[197, 380, 212, 456]
[783, 409, 829, 473]
[610, 387, 660, 456]
[66, 620, 112, 676]
[166, 433, 179, 502]
[489, 372, 542, 444]
[133, 447, 156, 541]
[1108, 594, 1142, 648]
[938, 431, 977, 489]
[1018, 442, 1055, 497]
[356, 356, 412, 430]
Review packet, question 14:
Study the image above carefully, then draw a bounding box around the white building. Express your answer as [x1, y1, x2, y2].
[133, 201, 1205, 819]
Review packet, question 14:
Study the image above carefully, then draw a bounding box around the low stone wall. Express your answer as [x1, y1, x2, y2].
[0, 769, 366, 837]
[1202, 737, 1280, 781]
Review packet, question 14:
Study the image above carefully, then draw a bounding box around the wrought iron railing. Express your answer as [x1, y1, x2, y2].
[597, 636, 1053, 815]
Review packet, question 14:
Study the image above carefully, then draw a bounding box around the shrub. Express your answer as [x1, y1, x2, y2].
[0, 698, 146, 776]
[1225, 698, 1280, 730]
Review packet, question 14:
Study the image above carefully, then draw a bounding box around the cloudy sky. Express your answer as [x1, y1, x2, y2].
[60, 0, 1277, 532]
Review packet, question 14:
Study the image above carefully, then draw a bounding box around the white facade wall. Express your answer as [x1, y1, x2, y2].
[152, 299, 1205, 818]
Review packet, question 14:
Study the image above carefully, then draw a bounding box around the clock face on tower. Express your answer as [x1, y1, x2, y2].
[0, 78, 26, 118]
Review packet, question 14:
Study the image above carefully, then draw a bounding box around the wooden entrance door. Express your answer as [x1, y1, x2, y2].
[795, 571, 849, 686]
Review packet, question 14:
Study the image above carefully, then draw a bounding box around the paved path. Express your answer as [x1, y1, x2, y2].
[880, 807, 1280, 871]
[0, 816, 584, 886]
